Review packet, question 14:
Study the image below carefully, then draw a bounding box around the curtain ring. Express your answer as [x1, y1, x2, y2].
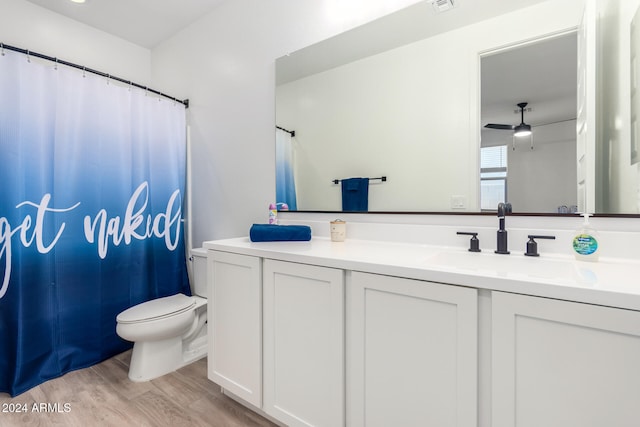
[26, 50, 31, 63]
[106, 74, 110, 85]
[128, 81, 132, 92]
[1, 43, 5, 56]
[54, 57, 58, 70]
[145, 87, 148, 96]
[82, 66, 86, 78]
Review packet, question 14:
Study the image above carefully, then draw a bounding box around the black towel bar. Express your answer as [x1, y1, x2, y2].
[276, 126, 295, 137]
[332, 176, 386, 184]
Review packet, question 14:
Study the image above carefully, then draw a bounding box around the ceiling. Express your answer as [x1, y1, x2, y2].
[481, 31, 578, 136]
[24, 0, 227, 49]
[25, 0, 553, 52]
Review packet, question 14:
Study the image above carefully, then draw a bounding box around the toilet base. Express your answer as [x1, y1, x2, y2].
[127, 326, 208, 382]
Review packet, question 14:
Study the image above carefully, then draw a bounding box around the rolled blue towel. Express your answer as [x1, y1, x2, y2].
[249, 224, 312, 242]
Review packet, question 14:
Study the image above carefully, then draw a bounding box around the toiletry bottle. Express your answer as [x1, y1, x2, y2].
[269, 203, 278, 225]
[572, 213, 599, 261]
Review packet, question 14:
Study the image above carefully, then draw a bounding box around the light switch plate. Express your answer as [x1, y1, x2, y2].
[451, 195, 467, 209]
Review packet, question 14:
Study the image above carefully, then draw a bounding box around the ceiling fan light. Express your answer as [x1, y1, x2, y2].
[514, 123, 531, 137]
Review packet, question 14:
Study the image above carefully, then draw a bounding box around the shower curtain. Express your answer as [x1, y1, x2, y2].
[275, 128, 297, 210]
[0, 50, 190, 396]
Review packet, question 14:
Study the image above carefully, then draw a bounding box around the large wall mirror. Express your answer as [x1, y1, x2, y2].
[276, 0, 640, 215]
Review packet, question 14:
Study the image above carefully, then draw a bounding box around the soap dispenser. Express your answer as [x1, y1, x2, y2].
[572, 213, 599, 262]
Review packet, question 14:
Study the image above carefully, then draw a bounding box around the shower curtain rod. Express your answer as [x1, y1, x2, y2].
[276, 126, 295, 137]
[0, 42, 189, 108]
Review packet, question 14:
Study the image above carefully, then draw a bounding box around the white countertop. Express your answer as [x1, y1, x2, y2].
[204, 237, 640, 311]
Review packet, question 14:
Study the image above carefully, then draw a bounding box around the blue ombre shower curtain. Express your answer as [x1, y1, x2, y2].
[275, 128, 297, 210]
[0, 50, 190, 396]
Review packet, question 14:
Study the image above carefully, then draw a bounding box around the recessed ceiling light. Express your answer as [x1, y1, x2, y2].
[69, 0, 86, 3]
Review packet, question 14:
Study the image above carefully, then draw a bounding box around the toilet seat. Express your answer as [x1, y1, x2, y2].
[117, 293, 196, 324]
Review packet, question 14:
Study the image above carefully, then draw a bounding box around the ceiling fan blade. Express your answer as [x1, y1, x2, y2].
[531, 118, 578, 127]
[484, 123, 515, 130]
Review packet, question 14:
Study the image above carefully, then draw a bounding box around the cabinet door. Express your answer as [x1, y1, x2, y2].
[492, 291, 640, 427]
[263, 260, 344, 427]
[208, 251, 262, 408]
[348, 272, 478, 427]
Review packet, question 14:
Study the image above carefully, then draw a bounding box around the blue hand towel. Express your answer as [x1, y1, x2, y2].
[249, 224, 312, 242]
[341, 177, 369, 212]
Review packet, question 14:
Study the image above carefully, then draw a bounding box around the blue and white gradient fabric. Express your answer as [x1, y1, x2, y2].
[275, 128, 297, 210]
[0, 50, 190, 396]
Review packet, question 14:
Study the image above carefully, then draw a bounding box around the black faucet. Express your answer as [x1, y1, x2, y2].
[495, 202, 512, 254]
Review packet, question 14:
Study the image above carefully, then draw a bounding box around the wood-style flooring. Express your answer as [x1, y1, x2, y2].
[0, 350, 277, 427]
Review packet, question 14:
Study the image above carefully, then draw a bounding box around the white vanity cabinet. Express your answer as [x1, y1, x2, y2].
[263, 259, 345, 427]
[492, 291, 640, 427]
[205, 237, 640, 427]
[348, 272, 478, 427]
[207, 251, 262, 408]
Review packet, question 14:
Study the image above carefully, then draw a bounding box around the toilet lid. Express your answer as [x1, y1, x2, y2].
[117, 293, 196, 324]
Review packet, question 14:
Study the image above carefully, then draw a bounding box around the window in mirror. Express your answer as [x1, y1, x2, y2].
[480, 145, 507, 210]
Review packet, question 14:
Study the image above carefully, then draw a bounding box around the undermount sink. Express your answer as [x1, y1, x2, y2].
[424, 250, 595, 283]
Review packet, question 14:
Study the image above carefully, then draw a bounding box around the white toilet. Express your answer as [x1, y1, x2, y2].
[116, 248, 208, 382]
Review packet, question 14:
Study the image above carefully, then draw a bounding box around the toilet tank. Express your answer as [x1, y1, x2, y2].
[190, 248, 208, 298]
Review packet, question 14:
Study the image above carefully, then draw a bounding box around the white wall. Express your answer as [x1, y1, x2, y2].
[150, 0, 422, 245]
[0, 0, 151, 84]
[507, 121, 578, 212]
[277, 32, 474, 211]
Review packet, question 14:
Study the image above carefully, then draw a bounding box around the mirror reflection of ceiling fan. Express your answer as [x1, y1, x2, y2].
[485, 102, 531, 135]
[484, 102, 534, 150]
[484, 102, 577, 151]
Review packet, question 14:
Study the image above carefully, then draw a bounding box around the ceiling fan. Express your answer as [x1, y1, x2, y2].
[485, 102, 532, 136]
[484, 102, 533, 150]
